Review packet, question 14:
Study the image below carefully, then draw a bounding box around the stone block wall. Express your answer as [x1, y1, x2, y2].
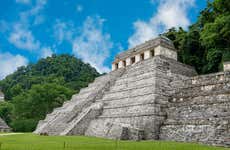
[35, 55, 229, 147]
[85, 56, 197, 140]
[160, 72, 230, 147]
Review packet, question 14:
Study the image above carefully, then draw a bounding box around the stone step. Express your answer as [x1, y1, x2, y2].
[71, 74, 112, 96]
[169, 94, 230, 105]
[101, 92, 169, 102]
[34, 67, 125, 135]
[110, 80, 155, 93]
[166, 103, 230, 119]
[102, 94, 168, 108]
[99, 112, 166, 118]
[121, 67, 157, 79]
[123, 59, 155, 71]
[112, 77, 171, 93]
[120, 66, 169, 82]
[172, 83, 230, 99]
[85, 120, 145, 140]
[172, 80, 230, 92]
[85, 115, 161, 137]
[102, 85, 154, 101]
[171, 72, 230, 89]
[79, 86, 99, 94]
[115, 71, 155, 86]
[103, 82, 171, 101]
[101, 104, 163, 117]
[64, 102, 103, 135]
[34, 97, 91, 134]
[163, 116, 230, 125]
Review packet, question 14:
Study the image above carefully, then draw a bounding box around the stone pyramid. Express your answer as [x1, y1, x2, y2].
[35, 36, 230, 147]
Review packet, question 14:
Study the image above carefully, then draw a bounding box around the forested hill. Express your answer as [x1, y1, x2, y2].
[163, 0, 230, 74]
[0, 54, 99, 100]
[0, 54, 100, 131]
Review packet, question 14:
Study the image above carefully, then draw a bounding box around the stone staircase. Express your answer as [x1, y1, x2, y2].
[85, 59, 158, 140]
[0, 117, 11, 132]
[60, 102, 103, 135]
[85, 56, 197, 140]
[35, 56, 197, 140]
[34, 69, 125, 135]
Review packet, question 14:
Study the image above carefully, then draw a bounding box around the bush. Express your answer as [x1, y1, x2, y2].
[11, 119, 38, 132]
[222, 50, 230, 62]
[0, 102, 13, 124]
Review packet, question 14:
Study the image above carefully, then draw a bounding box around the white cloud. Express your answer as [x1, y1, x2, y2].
[128, 0, 195, 48]
[41, 47, 53, 58]
[16, 0, 31, 4]
[19, 0, 47, 25]
[8, 0, 47, 52]
[76, 5, 83, 12]
[53, 21, 74, 44]
[0, 52, 28, 79]
[8, 24, 40, 51]
[128, 21, 158, 49]
[72, 16, 113, 73]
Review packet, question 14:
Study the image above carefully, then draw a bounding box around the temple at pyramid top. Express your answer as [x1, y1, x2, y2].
[112, 36, 177, 71]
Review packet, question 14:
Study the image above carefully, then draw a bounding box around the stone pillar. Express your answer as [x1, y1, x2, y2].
[144, 50, 151, 60]
[126, 57, 131, 66]
[223, 61, 230, 72]
[135, 54, 141, 63]
[112, 63, 116, 71]
[118, 61, 124, 68]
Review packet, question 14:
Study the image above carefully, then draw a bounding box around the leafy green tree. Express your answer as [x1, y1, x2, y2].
[0, 54, 99, 100]
[0, 54, 99, 131]
[0, 102, 13, 124]
[164, 0, 230, 74]
[11, 83, 74, 131]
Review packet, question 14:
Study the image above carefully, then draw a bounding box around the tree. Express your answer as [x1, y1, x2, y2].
[0, 102, 13, 124]
[0, 54, 100, 131]
[11, 83, 74, 131]
[164, 0, 230, 74]
[0, 54, 99, 100]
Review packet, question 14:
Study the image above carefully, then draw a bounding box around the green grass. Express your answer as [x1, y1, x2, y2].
[0, 133, 229, 150]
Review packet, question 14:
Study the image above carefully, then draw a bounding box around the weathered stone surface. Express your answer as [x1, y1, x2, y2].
[0, 91, 4, 101]
[34, 68, 125, 135]
[35, 53, 230, 147]
[0, 117, 11, 132]
[224, 61, 230, 72]
[160, 72, 230, 147]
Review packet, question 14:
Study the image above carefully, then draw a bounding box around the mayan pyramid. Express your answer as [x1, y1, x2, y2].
[35, 36, 230, 147]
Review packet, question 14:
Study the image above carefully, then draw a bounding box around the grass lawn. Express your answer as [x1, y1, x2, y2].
[0, 133, 229, 150]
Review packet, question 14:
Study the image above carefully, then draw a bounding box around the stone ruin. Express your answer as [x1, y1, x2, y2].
[0, 117, 11, 132]
[35, 36, 230, 147]
[0, 90, 11, 132]
[0, 90, 4, 102]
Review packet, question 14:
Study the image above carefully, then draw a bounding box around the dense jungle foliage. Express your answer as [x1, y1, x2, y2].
[163, 0, 230, 74]
[0, 54, 99, 131]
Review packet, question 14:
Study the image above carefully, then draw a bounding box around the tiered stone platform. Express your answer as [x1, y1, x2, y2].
[35, 36, 230, 147]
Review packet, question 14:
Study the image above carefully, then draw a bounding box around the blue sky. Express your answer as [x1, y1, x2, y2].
[0, 0, 206, 79]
